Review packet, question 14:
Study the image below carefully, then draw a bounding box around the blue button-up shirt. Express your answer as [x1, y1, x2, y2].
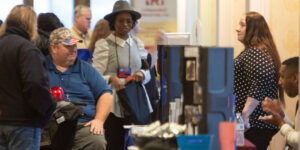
[46, 56, 112, 122]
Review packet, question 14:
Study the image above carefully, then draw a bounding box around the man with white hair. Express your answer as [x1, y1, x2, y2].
[71, 5, 92, 49]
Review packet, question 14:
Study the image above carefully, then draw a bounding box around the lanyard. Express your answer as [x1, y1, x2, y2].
[115, 35, 131, 68]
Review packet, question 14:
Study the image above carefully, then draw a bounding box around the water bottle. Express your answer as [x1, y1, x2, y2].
[235, 113, 245, 146]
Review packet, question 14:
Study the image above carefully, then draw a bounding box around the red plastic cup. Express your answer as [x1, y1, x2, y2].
[219, 122, 235, 150]
[50, 86, 64, 101]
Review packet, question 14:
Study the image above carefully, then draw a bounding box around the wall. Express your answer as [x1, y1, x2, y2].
[268, 0, 299, 149]
[270, 0, 299, 61]
[198, 0, 216, 46]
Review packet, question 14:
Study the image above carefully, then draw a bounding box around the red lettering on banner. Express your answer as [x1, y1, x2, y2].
[146, 0, 165, 6]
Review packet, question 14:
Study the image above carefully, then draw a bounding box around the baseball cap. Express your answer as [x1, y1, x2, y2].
[49, 27, 82, 45]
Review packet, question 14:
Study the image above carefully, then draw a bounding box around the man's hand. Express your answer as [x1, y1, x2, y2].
[260, 97, 285, 127]
[259, 114, 285, 127]
[84, 119, 104, 135]
[262, 97, 285, 118]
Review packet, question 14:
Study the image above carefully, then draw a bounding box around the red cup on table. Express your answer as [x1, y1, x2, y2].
[219, 122, 236, 150]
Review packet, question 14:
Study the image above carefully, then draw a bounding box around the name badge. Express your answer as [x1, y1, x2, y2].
[117, 67, 131, 78]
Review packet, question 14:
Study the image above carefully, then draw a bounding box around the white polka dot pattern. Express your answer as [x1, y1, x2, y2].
[234, 47, 279, 130]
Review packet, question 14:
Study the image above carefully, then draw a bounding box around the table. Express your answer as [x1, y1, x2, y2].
[237, 139, 256, 150]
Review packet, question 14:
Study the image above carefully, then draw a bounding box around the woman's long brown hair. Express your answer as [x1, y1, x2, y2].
[88, 19, 111, 50]
[242, 12, 284, 105]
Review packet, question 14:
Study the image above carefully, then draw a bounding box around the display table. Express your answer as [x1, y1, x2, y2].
[129, 137, 256, 150]
[237, 139, 256, 150]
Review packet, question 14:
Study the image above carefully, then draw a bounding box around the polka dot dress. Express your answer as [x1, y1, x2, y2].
[234, 47, 279, 130]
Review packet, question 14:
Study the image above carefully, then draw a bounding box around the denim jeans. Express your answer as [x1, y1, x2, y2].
[0, 125, 41, 150]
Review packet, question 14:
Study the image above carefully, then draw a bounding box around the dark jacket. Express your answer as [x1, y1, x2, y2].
[0, 26, 56, 128]
[35, 29, 50, 56]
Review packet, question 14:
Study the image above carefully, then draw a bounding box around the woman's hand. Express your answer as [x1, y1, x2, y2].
[109, 76, 125, 91]
[132, 71, 144, 82]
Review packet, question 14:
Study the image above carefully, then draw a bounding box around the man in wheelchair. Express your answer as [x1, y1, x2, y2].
[44, 27, 113, 150]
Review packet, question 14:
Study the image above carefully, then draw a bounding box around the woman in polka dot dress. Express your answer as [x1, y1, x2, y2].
[234, 12, 282, 150]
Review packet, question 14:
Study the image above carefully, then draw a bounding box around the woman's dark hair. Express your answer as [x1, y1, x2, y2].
[37, 13, 63, 32]
[243, 11, 283, 104]
[107, 12, 138, 31]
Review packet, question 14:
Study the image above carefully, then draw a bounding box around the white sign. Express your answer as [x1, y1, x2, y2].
[134, 0, 177, 22]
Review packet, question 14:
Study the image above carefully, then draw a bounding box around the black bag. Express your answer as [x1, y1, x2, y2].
[117, 81, 151, 125]
[144, 54, 159, 109]
[48, 102, 84, 150]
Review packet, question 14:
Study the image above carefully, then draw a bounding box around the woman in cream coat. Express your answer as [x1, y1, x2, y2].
[92, 1, 152, 150]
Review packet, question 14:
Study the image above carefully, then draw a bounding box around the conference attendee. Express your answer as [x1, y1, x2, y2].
[71, 5, 93, 62]
[129, 20, 166, 68]
[35, 12, 63, 56]
[71, 5, 92, 49]
[234, 11, 282, 150]
[260, 57, 299, 150]
[129, 19, 162, 120]
[89, 19, 111, 51]
[0, 5, 56, 150]
[92, 1, 152, 149]
[47, 27, 113, 150]
[88, 19, 111, 63]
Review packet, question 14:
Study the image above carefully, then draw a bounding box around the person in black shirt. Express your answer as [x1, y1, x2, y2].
[35, 13, 63, 56]
[234, 11, 282, 150]
[0, 5, 56, 150]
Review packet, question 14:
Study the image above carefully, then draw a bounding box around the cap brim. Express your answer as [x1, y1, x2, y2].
[62, 38, 82, 45]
